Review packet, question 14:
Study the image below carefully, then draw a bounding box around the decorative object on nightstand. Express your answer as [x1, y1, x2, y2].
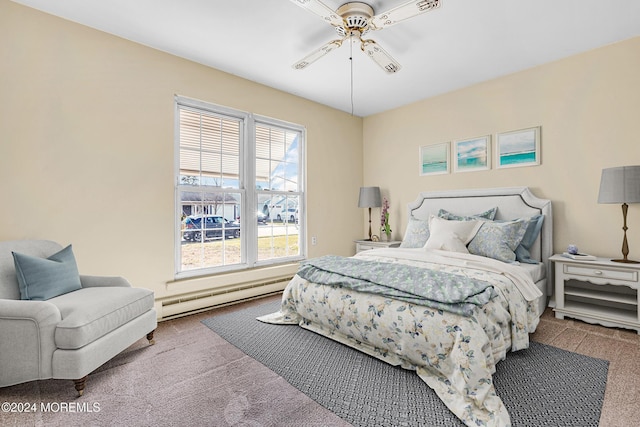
[598, 165, 640, 263]
[380, 197, 392, 241]
[358, 186, 381, 240]
[550, 254, 640, 333]
[562, 244, 596, 260]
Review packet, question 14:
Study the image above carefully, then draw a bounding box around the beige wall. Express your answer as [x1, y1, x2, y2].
[364, 36, 640, 259]
[0, 1, 363, 300]
[3, 0, 640, 308]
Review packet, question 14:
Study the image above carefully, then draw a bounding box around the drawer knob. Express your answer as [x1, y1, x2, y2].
[593, 270, 603, 275]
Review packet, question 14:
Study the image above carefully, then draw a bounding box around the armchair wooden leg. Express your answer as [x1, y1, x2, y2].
[74, 376, 88, 397]
[147, 329, 156, 345]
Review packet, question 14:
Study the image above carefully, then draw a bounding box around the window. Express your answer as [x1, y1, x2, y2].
[175, 96, 305, 278]
[255, 123, 302, 262]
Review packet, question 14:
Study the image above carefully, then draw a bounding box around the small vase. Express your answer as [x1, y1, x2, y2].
[384, 232, 392, 242]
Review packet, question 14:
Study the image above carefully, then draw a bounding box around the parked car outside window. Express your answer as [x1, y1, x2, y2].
[277, 208, 298, 223]
[182, 215, 240, 241]
[235, 212, 268, 224]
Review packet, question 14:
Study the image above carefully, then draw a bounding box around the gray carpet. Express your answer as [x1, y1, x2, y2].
[202, 300, 608, 427]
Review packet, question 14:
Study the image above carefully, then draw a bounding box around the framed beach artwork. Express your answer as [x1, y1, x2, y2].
[420, 142, 450, 176]
[453, 135, 491, 173]
[496, 126, 541, 168]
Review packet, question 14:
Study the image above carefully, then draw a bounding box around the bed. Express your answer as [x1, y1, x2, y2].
[259, 187, 552, 427]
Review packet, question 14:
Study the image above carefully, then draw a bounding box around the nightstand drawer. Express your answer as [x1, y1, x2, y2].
[358, 244, 378, 251]
[564, 264, 638, 282]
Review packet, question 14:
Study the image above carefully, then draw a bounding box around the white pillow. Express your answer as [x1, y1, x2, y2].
[424, 215, 483, 253]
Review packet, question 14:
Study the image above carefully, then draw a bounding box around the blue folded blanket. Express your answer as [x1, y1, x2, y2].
[297, 255, 496, 316]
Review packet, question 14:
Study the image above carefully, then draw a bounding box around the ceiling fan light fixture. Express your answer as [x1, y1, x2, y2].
[335, 2, 373, 37]
[290, 0, 441, 72]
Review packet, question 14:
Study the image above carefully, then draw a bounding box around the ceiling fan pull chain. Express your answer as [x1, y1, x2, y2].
[350, 33, 355, 115]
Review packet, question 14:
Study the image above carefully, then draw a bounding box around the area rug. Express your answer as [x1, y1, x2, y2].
[202, 300, 608, 427]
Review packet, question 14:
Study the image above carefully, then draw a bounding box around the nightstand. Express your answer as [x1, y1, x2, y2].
[355, 239, 401, 254]
[549, 254, 640, 333]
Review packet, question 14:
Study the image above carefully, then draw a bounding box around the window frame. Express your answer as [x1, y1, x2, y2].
[174, 96, 306, 279]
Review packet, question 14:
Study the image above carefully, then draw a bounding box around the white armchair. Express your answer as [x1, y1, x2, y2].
[0, 240, 157, 395]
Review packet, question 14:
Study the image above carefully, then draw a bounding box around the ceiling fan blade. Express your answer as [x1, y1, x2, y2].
[289, 0, 344, 27]
[361, 39, 402, 74]
[293, 38, 345, 70]
[369, 0, 441, 30]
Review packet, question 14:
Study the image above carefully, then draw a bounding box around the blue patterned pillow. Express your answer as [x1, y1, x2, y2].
[438, 207, 498, 221]
[515, 215, 545, 264]
[400, 217, 430, 248]
[468, 219, 528, 262]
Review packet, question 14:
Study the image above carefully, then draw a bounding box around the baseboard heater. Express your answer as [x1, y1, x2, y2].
[159, 277, 292, 320]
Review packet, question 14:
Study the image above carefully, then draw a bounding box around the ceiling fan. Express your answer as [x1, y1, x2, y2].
[290, 0, 441, 74]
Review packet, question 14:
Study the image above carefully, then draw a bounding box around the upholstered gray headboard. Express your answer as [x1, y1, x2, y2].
[407, 187, 553, 295]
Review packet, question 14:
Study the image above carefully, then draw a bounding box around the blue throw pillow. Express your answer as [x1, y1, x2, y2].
[400, 217, 430, 248]
[12, 244, 82, 300]
[515, 215, 545, 264]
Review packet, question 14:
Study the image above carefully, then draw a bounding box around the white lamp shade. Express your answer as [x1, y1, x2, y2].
[598, 166, 640, 204]
[358, 186, 382, 208]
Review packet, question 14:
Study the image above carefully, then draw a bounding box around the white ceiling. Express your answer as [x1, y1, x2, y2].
[12, 0, 640, 117]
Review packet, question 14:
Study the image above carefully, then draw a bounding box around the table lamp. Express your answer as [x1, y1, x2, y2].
[358, 186, 381, 240]
[598, 165, 640, 263]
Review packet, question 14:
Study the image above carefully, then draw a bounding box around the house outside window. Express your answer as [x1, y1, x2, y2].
[175, 96, 305, 278]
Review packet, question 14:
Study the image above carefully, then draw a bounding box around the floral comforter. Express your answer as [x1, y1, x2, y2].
[258, 248, 542, 427]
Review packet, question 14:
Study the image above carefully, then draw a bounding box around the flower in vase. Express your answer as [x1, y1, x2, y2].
[380, 197, 391, 238]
